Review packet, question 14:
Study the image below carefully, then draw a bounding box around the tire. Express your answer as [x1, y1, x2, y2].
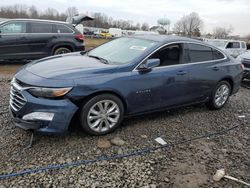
[206, 81, 231, 110]
[80, 94, 124, 135]
[53, 47, 72, 55]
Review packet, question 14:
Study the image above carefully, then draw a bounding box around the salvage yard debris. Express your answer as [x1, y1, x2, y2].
[0, 73, 249, 187]
[213, 169, 250, 187]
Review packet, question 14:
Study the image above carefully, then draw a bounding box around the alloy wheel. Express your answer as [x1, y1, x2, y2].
[214, 84, 230, 107]
[87, 100, 120, 133]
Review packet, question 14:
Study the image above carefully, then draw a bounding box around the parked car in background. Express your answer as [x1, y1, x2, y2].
[237, 51, 250, 79]
[99, 30, 113, 38]
[206, 39, 247, 58]
[10, 35, 243, 135]
[109, 28, 122, 37]
[0, 19, 85, 61]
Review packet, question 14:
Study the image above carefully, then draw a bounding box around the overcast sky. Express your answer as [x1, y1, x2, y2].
[1, 0, 250, 36]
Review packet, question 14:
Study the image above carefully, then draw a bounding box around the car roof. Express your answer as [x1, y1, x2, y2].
[2, 18, 68, 25]
[130, 34, 201, 44]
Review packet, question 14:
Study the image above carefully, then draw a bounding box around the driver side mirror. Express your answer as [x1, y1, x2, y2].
[138, 59, 160, 71]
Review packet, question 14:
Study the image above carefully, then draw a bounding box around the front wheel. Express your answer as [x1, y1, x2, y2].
[206, 81, 231, 110]
[80, 94, 124, 135]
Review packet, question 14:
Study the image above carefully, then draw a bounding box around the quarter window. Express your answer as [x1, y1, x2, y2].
[188, 44, 213, 63]
[0, 22, 26, 34]
[212, 49, 225, 60]
[30, 22, 53, 33]
[55, 24, 73, 33]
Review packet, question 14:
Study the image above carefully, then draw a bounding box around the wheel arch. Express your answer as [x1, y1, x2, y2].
[218, 76, 234, 95]
[51, 43, 74, 55]
[78, 90, 128, 113]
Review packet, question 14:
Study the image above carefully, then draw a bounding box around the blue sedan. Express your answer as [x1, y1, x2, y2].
[10, 35, 243, 135]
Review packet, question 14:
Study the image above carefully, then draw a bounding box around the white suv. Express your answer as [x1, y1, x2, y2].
[206, 39, 247, 58]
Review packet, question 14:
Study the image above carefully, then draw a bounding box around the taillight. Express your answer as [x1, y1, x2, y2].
[74, 34, 85, 42]
[240, 63, 245, 71]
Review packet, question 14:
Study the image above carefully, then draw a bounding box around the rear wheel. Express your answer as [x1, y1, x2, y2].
[206, 81, 231, 110]
[53, 47, 72, 55]
[80, 94, 124, 135]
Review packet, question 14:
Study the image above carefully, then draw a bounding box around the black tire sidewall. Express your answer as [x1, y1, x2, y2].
[54, 47, 71, 55]
[209, 81, 231, 110]
[80, 94, 124, 135]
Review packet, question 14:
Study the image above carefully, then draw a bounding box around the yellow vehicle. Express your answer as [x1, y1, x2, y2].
[100, 31, 113, 38]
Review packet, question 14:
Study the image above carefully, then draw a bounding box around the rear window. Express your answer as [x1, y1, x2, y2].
[226, 42, 240, 49]
[30, 22, 53, 33]
[55, 24, 73, 33]
[0, 22, 26, 34]
[188, 43, 213, 63]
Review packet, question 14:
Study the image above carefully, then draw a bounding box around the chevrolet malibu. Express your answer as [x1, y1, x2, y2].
[10, 35, 243, 135]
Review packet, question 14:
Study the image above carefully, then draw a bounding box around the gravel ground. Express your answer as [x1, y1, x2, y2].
[0, 73, 249, 188]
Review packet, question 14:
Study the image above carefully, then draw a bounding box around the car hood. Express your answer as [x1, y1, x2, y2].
[239, 51, 250, 60]
[24, 53, 119, 80]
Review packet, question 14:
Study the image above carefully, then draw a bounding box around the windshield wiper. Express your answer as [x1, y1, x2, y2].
[88, 55, 109, 64]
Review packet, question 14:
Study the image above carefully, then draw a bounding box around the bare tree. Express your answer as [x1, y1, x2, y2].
[0, 4, 150, 30]
[29, 5, 39, 19]
[40, 8, 59, 20]
[141, 22, 149, 31]
[174, 12, 203, 36]
[213, 26, 233, 39]
[65, 7, 79, 17]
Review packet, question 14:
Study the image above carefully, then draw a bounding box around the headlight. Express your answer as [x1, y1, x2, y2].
[28, 87, 72, 98]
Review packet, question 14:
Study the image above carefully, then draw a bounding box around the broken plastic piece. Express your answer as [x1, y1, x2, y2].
[155, 137, 167, 146]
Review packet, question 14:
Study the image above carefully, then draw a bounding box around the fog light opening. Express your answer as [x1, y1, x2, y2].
[23, 112, 54, 121]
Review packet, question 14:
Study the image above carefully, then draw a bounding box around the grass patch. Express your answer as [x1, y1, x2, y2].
[85, 38, 110, 50]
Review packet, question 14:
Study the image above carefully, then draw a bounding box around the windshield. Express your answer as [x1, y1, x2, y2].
[87, 37, 158, 65]
[207, 40, 227, 48]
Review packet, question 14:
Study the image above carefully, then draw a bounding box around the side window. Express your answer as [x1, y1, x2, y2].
[30, 22, 53, 33]
[0, 22, 26, 34]
[241, 42, 246, 49]
[212, 49, 225, 60]
[149, 44, 183, 67]
[188, 43, 213, 63]
[55, 24, 73, 33]
[226, 42, 240, 49]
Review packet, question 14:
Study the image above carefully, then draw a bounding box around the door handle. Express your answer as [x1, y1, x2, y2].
[176, 70, 187, 75]
[212, 66, 219, 71]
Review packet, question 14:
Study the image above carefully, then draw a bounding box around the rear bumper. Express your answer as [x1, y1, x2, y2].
[74, 44, 85, 52]
[10, 90, 78, 134]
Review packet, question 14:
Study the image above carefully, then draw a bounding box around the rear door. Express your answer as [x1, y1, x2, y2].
[0, 21, 29, 60]
[26, 21, 55, 59]
[185, 43, 226, 101]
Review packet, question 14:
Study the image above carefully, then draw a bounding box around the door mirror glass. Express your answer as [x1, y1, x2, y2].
[138, 59, 160, 71]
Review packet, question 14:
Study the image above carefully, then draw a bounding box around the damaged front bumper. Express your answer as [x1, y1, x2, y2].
[9, 85, 78, 134]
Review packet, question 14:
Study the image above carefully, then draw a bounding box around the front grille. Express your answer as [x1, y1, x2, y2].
[9, 83, 26, 111]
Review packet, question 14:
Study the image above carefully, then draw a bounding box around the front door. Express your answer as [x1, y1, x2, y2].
[127, 43, 191, 114]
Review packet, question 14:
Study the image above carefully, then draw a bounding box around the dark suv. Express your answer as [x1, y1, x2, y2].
[0, 19, 85, 61]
